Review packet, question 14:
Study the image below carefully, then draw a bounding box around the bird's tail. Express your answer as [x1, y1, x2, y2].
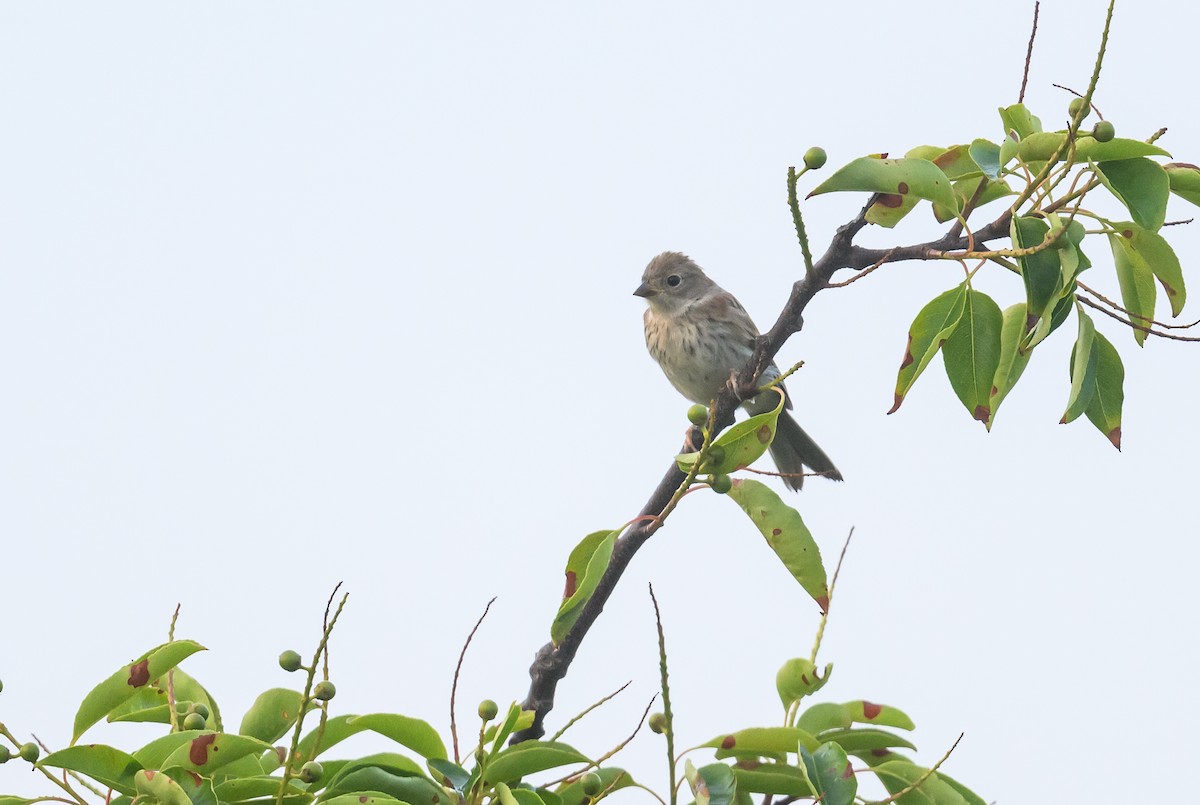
[768, 410, 843, 492]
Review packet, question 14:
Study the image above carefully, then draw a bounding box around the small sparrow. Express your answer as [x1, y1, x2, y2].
[634, 251, 841, 491]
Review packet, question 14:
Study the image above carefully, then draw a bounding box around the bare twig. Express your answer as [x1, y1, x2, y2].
[810, 528, 854, 667]
[1076, 294, 1200, 341]
[548, 680, 632, 742]
[1018, 2, 1040, 102]
[1077, 281, 1200, 329]
[450, 597, 497, 763]
[649, 584, 677, 805]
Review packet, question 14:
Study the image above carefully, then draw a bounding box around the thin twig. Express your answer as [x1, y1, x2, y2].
[826, 250, 894, 288]
[1077, 281, 1200, 329]
[1076, 294, 1200, 341]
[810, 528, 855, 666]
[875, 733, 965, 804]
[1018, 2, 1040, 102]
[1052, 83, 1105, 120]
[788, 167, 816, 277]
[450, 596, 497, 763]
[167, 604, 181, 733]
[649, 584, 677, 805]
[549, 681, 633, 742]
[543, 697, 656, 787]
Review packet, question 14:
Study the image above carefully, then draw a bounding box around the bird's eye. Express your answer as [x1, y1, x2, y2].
[666, 275, 681, 287]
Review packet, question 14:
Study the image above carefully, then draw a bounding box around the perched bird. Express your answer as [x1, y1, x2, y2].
[634, 251, 841, 491]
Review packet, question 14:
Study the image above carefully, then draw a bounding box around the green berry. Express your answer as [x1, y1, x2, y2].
[279, 650, 303, 672]
[183, 712, 207, 731]
[300, 761, 324, 783]
[1068, 97, 1089, 120]
[19, 742, 40, 762]
[803, 146, 828, 170]
[710, 474, 733, 494]
[648, 712, 668, 734]
[312, 680, 336, 701]
[705, 444, 725, 466]
[0, 678, 4, 693]
[190, 703, 210, 720]
[1093, 119, 1115, 143]
[0, 745, 11, 763]
[477, 699, 499, 721]
[686, 404, 709, 426]
[580, 771, 603, 797]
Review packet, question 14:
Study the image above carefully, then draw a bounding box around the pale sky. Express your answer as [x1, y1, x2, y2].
[2, 3, 1198, 804]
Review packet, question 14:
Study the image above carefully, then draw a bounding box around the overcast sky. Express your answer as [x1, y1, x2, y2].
[2, 3, 1198, 804]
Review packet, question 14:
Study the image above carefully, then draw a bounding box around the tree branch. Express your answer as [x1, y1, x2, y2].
[512, 176, 1023, 743]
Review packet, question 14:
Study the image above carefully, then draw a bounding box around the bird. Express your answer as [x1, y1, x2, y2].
[634, 251, 841, 491]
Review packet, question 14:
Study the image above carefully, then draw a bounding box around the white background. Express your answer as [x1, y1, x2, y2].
[2, 3, 1197, 803]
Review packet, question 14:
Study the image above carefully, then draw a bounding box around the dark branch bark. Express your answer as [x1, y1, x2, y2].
[511, 194, 1014, 744]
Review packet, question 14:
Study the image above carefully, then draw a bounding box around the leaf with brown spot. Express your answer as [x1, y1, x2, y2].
[800, 742, 856, 805]
[1109, 222, 1187, 318]
[72, 640, 206, 744]
[809, 155, 959, 229]
[1083, 331, 1125, 450]
[159, 732, 274, 773]
[551, 529, 618, 645]
[987, 303, 1034, 431]
[1062, 306, 1098, 424]
[1108, 227, 1159, 345]
[776, 658, 833, 709]
[890, 284, 967, 414]
[238, 688, 309, 743]
[678, 388, 785, 475]
[842, 701, 914, 730]
[942, 288, 1003, 425]
[726, 479, 827, 608]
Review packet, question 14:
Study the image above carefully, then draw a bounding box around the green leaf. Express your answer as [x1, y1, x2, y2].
[1113, 223, 1186, 316]
[159, 732, 274, 773]
[321, 754, 426, 789]
[555, 768, 634, 805]
[1062, 307, 1098, 424]
[238, 688, 307, 743]
[1096, 158, 1170, 231]
[1084, 331, 1125, 449]
[40, 745, 143, 796]
[134, 769, 193, 805]
[319, 796, 410, 805]
[73, 640, 206, 743]
[213, 776, 309, 804]
[942, 288, 1003, 423]
[1017, 131, 1170, 163]
[796, 703, 852, 735]
[426, 758, 470, 792]
[345, 714, 448, 761]
[705, 727, 818, 760]
[968, 139, 1002, 179]
[800, 743, 856, 805]
[684, 760, 737, 805]
[986, 303, 1032, 430]
[677, 389, 786, 475]
[1108, 228, 1158, 346]
[776, 658, 833, 710]
[1011, 215, 1061, 331]
[889, 284, 967, 414]
[998, 104, 1042, 139]
[808, 156, 959, 214]
[1165, 162, 1200, 206]
[815, 728, 917, 756]
[923, 144, 980, 180]
[321, 765, 442, 804]
[107, 669, 221, 731]
[552, 529, 617, 644]
[872, 760, 967, 805]
[732, 763, 814, 797]
[934, 176, 1012, 223]
[842, 701, 915, 730]
[725, 479, 828, 610]
[483, 741, 588, 784]
[487, 703, 534, 754]
[866, 190, 922, 228]
[158, 768, 220, 805]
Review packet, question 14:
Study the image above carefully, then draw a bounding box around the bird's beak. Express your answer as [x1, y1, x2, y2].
[633, 281, 656, 298]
